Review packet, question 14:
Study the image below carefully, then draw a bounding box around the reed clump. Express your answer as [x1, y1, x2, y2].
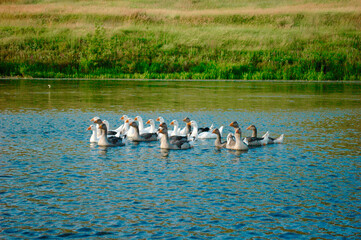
[0, 0, 360, 80]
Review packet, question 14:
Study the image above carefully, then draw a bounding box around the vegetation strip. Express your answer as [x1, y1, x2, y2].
[0, 0, 360, 80]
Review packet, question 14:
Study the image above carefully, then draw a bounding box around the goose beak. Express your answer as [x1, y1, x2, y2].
[87, 126, 91, 130]
[134, 117, 138, 121]
[187, 122, 191, 126]
[126, 119, 129, 123]
[159, 128, 163, 134]
[229, 122, 234, 127]
[156, 117, 160, 121]
[146, 120, 150, 124]
[120, 116, 124, 120]
[212, 129, 216, 134]
[246, 125, 251, 130]
[98, 125, 102, 129]
[170, 121, 174, 125]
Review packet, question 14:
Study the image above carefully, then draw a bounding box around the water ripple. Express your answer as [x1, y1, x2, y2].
[1, 107, 360, 239]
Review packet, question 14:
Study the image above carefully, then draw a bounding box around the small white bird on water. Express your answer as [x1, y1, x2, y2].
[48, 84, 51, 88]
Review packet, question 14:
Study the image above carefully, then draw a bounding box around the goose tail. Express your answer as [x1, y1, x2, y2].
[274, 134, 284, 144]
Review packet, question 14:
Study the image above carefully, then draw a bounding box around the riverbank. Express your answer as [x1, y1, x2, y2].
[1, 0, 360, 80]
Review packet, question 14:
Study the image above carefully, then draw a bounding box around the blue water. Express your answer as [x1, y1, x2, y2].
[1, 80, 361, 239]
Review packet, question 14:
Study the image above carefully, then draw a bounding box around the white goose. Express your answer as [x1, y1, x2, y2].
[113, 115, 128, 135]
[262, 131, 284, 144]
[125, 118, 135, 139]
[91, 116, 103, 136]
[87, 125, 99, 143]
[183, 117, 213, 134]
[156, 116, 172, 136]
[91, 117, 117, 136]
[187, 120, 199, 140]
[156, 116, 166, 124]
[115, 116, 130, 137]
[170, 120, 182, 136]
[145, 119, 156, 133]
[198, 126, 223, 139]
[134, 116, 152, 134]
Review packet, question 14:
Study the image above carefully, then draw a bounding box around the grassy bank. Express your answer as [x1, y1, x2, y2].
[0, 0, 360, 80]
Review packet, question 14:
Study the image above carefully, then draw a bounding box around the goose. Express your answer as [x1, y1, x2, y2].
[115, 116, 130, 137]
[87, 125, 99, 143]
[129, 121, 158, 142]
[125, 118, 135, 139]
[229, 121, 240, 129]
[226, 128, 248, 151]
[156, 116, 172, 135]
[113, 115, 129, 135]
[159, 122, 188, 142]
[145, 119, 156, 133]
[183, 117, 212, 134]
[134, 116, 152, 133]
[226, 121, 239, 147]
[158, 127, 192, 150]
[244, 125, 269, 146]
[212, 128, 226, 148]
[199, 126, 223, 139]
[170, 120, 182, 136]
[181, 117, 192, 135]
[187, 120, 199, 140]
[261, 131, 284, 144]
[91, 116, 103, 136]
[97, 123, 125, 147]
[226, 132, 235, 147]
[91, 117, 117, 136]
[156, 116, 166, 124]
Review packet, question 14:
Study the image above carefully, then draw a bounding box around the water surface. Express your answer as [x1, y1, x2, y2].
[1, 80, 360, 239]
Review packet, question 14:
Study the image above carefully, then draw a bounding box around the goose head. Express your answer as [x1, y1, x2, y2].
[146, 119, 154, 125]
[170, 120, 179, 127]
[229, 121, 239, 128]
[212, 128, 220, 135]
[183, 117, 190, 123]
[134, 116, 142, 122]
[246, 125, 256, 130]
[187, 120, 197, 128]
[120, 115, 128, 121]
[98, 123, 107, 131]
[156, 116, 165, 123]
[87, 125, 96, 131]
[91, 117, 102, 124]
[235, 128, 242, 137]
[158, 127, 165, 134]
[129, 121, 139, 129]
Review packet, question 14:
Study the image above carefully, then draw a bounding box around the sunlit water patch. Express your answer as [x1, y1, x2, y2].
[0, 80, 360, 239]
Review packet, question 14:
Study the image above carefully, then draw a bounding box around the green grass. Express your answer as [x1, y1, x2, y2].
[0, 0, 360, 80]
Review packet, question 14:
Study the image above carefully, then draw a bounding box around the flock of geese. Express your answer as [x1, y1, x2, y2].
[87, 115, 284, 151]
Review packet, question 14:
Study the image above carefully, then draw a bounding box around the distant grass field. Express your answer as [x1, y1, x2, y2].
[0, 0, 360, 80]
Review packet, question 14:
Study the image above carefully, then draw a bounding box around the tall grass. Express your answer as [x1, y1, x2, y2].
[0, 0, 360, 80]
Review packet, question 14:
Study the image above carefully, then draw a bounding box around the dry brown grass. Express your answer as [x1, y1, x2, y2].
[1, 1, 360, 17]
